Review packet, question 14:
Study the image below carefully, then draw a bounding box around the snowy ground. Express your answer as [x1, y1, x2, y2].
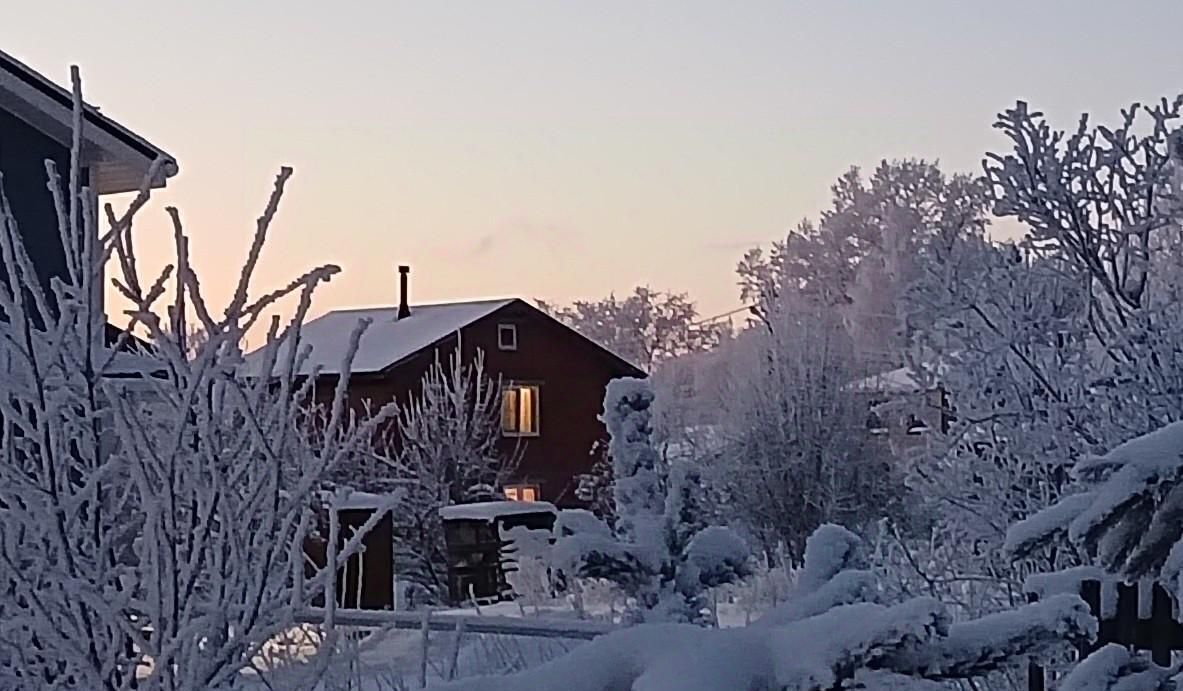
[233, 573, 790, 689]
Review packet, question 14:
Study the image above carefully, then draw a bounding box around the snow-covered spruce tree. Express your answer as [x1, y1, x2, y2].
[553, 377, 750, 624]
[574, 439, 616, 527]
[995, 421, 1183, 691]
[432, 524, 1096, 691]
[0, 68, 396, 690]
[1006, 419, 1183, 590]
[382, 346, 518, 604]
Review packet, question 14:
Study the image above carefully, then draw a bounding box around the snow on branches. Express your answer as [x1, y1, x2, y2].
[0, 68, 395, 690]
[1059, 644, 1176, 691]
[554, 377, 750, 624]
[1006, 420, 1183, 587]
[431, 524, 1096, 691]
[379, 346, 517, 603]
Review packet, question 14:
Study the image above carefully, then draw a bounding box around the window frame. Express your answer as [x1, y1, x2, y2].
[497, 323, 518, 351]
[905, 413, 929, 436]
[501, 382, 541, 438]
[504, 483, 540, 502]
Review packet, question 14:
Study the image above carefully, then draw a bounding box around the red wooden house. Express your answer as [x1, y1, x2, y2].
[283, 267, 644, 507]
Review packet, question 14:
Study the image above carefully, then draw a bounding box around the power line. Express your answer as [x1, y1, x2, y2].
[690, 305, 755, 326]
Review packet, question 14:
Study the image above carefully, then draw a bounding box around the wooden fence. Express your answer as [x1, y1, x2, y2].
[1029, 579, 1181, 691]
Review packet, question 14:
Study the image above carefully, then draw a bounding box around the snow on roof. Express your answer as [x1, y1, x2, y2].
[439, 500, 558, 522]
[100, 349, 166, 378]
[846, 366, 924, 394]
[251, 299, 514, 377]
[319, 490, 398, 510]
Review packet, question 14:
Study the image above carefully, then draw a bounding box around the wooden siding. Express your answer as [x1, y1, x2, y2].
[0, 107, 69, 299]
[321, 300, 642, 507]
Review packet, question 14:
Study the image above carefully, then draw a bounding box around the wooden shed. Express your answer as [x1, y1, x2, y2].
[304, 491, 395, 610]
[439, 501, 557, 605]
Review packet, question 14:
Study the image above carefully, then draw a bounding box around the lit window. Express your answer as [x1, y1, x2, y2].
[504, 484, 540, 502]
[498, 324, 518, 351]
[501, 384, 540, 436]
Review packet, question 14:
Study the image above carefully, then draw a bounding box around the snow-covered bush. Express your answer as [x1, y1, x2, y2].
[500, 524, 556, 610]
[431, 524, 1096, 691]
[714, 290, 909, 560]
[554, 378, 751, 624]
[0, 68, 395, 690]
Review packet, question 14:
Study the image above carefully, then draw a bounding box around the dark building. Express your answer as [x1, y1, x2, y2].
[0, 49, 175, 328]
[265, 268, 644, 507]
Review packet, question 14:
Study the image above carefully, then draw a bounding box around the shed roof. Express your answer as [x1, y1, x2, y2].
[439, 501, 558, 522]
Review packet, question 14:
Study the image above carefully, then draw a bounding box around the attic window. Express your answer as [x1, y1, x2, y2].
[906, 415, 929, 435]
[498, 324, 518, 351]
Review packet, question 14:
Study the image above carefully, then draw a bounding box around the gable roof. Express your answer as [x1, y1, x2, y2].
[270, 298, 512, 377]
[847, 366, 924, 394]
[0, 49, 177, 194]
[252, 297, 645, 379]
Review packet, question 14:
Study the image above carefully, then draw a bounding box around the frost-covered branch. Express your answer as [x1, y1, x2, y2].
[0, 67, 396, 690]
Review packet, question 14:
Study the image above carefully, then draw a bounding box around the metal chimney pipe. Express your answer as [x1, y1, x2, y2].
[398, 265, 411, 319]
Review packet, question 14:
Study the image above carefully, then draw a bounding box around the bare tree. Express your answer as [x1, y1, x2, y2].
[715, 295, 907, 562]
[738, 160, 989, 371]
[378, 346, 519, 603]
[0, 68, 395, 690]
[539, 286, 728, 372]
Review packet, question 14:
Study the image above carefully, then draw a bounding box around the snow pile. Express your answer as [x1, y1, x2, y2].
[555, 509, 614, 538]
[1059, 644, 1175, 691]
[440, 501, 557, 522]
[679, 526, 750, 590]
[430, 524, 1095, 691]
[794, 523, 866, 594]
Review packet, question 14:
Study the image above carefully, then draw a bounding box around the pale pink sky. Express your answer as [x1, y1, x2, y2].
[5, 1, 1183, 321]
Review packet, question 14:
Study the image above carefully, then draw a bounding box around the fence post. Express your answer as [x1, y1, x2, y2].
[1151, 583, 1172, 667]
[419, 609, 431, 689]
[1028, 592, 1045, 691]
[1080, 579, 1101, 658]
[447, 619, 466, 680]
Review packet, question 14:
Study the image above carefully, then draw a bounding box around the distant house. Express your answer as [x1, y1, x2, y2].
[847, 366, 949, 454]
[0, 48, 176, 343]
[270, 267, 645, 507]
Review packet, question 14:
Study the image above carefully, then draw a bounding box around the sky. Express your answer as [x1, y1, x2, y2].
[5, 1, 1183, 322]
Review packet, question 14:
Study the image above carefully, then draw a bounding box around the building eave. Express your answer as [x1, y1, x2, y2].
[0, 50, 177, 195]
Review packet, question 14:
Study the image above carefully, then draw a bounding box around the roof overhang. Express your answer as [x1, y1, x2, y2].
[0, 50, 177, 195]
